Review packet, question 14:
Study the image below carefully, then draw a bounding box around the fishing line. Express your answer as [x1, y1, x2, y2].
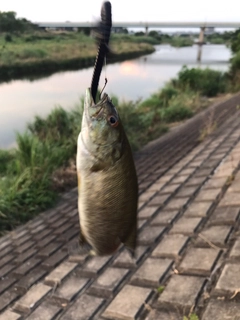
[99, 56, 108, 99]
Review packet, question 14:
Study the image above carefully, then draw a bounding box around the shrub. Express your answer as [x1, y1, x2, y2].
[174, 66, 227, 97]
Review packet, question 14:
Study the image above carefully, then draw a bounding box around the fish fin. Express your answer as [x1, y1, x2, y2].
[79, 228, 92, 251]
[123, 223, 137, 258]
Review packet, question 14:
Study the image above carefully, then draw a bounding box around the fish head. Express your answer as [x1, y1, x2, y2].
[81, 88, 124, 155]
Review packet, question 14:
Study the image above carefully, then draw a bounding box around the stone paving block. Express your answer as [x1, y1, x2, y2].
[11, 229, 28, 240]
[37, 242, 62, 258]
[13, 258, 41, 277]
[138, 191, 155, 203]
[164, 198, 189, 211]
[170, 217, 202, 235]
[230, 238, 240, 259]
[44, 261, 78, 286]
[152, 234, 189, 258]
[138, 206, 158, 220]
[208, 206, 239, 225]
[88, 267, 129, 298]
[214, 264, 240, 297]
[0, 310, 22, 320]
[14, 248, 37, 264]
[195, 168, 213, 177]
[138, 202, 145, 211]
[79, 256, 111, 277]
[204, 177, 227, 189]
[15, 234, 32, 246]
[185, 176, 205, 187]
[0, 264, 16, 278]
[138, 219, 147, 230]
[194, 188, 221, 202]
[58, 230, 79, 243]
[25, 301, 62, 320]
[202, 300, 240, 320]
[0, 239, 11, 251]
[14, 283, 51, 313]
[0, 253, 14, 268]
[0, 276, 17, 295]
[158, 175, 174, 183]
[147, 183, 164, 192]
[0, 290, 19, 312]
[171, 175, 188, 184]
[145, 309, 180, 320]
[14, 241, 35, 254]
[130, 258, 172, 287]
[113, 246, 148, 268]
[176, 187, 197, 198]
[63, 294, 104, 320]
[42, 251, 67, 270]
[102, 285, 152, 320]
[161, 184, 180, 194]
[196, 226, 232, 247]
[215, 167, 234, 178]
[150, 210, 179, 226]
[29, 223, 45, 235]
[228, 182, 240, 194]
[50, 218, 67, 229]
[179, 167, 196, 176]
[15, 268, 47, 294]
[68, 252, 88, 264]
[219, 192, 240, 206]
[147, 194, 170, 207]
[138, 226, 165, 245]
[184, 201, 212, 217]
[178, 248, 221, 276]
[157, 275, 205, 312]
[54, 276, 89, 302]
[34, 229, 53, 243]
[58, 227, 79, 242]
[53, 222, 74, 235]
[27, 218, 44, 230]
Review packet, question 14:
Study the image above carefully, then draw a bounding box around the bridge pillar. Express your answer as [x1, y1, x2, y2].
[145, 25, 148, 36]
[197, 26, 205, 62]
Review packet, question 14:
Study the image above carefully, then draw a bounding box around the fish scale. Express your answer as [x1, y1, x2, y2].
[77, 90, 138, 256]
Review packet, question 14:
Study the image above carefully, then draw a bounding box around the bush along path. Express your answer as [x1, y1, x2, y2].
[0, 93, 240, 319]
[0, 66, 234, 235]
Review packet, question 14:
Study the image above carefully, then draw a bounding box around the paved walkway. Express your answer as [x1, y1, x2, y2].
[1, 94, 240, 320]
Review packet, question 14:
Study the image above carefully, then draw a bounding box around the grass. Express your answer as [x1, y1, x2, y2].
[162, 36, 194, 47]
[183, 314, 199, 320]
[0, 31, 155, 81]
[0, 66, 231, 235]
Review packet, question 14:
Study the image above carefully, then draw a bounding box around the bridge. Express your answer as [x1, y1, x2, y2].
[36, 21, 240, 29]
[36, 21, 239, 62]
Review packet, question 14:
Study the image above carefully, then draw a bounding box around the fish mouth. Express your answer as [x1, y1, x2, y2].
[88, 92, 108, 118]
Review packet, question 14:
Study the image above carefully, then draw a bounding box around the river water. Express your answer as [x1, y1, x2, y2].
[0, 44, 231, 149]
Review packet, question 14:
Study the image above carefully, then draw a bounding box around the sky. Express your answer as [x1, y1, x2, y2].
[1, 0, 240, 23]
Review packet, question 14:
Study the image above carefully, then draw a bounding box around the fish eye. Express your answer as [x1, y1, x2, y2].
[108, 115, 119, 127]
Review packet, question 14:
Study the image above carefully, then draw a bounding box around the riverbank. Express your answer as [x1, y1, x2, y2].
[0, 66, 231, 235]
[0, 32, 156, 82]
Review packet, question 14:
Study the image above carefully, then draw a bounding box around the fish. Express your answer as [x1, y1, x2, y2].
[76, 88, 138, 256]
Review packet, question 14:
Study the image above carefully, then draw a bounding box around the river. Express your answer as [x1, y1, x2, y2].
[0, 44, 231, 149]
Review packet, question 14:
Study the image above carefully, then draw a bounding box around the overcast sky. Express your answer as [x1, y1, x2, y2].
[1, 0, 240, 23]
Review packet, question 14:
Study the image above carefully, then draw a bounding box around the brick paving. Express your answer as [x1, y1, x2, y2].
[1, 94, 240, 319]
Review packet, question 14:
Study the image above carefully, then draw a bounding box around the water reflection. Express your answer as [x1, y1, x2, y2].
[0, 44, 231, 149]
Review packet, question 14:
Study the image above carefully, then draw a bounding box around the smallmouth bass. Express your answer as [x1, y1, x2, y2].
[76, 89, 138, 256]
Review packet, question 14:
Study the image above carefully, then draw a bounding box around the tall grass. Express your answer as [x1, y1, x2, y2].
[172, 66, 228, 97]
